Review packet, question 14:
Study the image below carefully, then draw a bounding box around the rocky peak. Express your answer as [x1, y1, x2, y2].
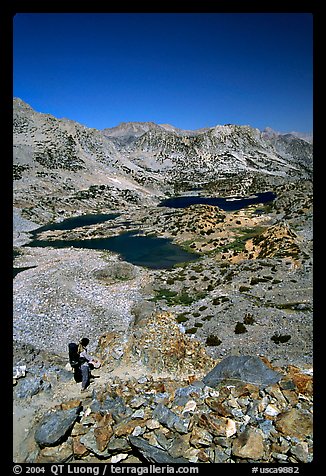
[13, 97, 313, 219]
[13, 97, 34, 111]
[102, 121, 164, 138]
[262, 127, 313, 145]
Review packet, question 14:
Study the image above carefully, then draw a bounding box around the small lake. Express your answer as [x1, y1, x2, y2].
[13, 266, 38, 278]
[25, 231, 199, 270]
[22, 192, 276, 270]
[158, 191, 276, 211]
[30, 212, 120, 235]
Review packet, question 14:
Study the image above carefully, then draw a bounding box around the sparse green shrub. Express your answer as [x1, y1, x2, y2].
[239, 285, 250, 292]
[13, 164, 29, 180]
[202, 315, 213, 321]
[250, 276, 268, 285]
[177, 290, 207, 305]
[224, 272, 234, 282]
[152, 288, 207, 305]
[176, 313, 189, 323]
[206, 335, 222, 346]
[212, 296, 229, 305]
[235, 322, 247, 334]
[191, 265, 203, 273]
[271, 334, 291, 344]
[243, 313, 255, 325]
[152, 288, 178, 303]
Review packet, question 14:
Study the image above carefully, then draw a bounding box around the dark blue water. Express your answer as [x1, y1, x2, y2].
[13, 266, 37, 278]
[26, 231, 198, 269]
[30, 213, 119, 236]
[158, 191, 276, 211]
[24, 192, 275, 269]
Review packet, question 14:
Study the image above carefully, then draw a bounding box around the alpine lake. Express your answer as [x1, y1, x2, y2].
[21, 192, 276, 270]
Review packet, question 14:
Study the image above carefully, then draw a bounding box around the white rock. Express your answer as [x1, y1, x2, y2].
[111, 453, 129, 463]
[13, 365, 27, 379]
[264, 404, 280, 417]
[131, 426, 145, 437]
[132, 409, 145, 419]
[146, 418, 161, 430]
[182, 400, 197, 413]
[225, 419, 237, 437]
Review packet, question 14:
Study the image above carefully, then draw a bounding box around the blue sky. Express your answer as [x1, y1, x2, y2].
[13, 13, 313, 133]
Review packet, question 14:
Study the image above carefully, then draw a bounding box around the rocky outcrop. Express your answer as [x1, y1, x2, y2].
[34, 404, 82, 447]
[16, 354, 312, 464]
[120, 311, 215, 377]
[202, 355, 282, 389]
[251, 222, 303, 262]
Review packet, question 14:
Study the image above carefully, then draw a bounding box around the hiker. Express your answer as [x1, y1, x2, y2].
[77, 338, 101, 392]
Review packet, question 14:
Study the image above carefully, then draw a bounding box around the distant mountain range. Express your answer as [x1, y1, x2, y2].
[13, 97, 313, 224]
[261, 126, 313, 144]
[104, 122, 312, 144]
[103, 121, 211, 139]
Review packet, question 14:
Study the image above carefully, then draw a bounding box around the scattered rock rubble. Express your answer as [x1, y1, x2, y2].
[20, 358, 313, 465]
[13, 313, 313, 464]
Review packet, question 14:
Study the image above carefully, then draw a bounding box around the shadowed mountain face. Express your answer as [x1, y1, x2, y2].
[13, 97, 312, 224]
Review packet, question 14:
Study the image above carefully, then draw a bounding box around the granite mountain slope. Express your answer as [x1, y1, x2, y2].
[13, 98, 312, 224]
[13, 97, 313, 368]
[13, 98, 313, 464]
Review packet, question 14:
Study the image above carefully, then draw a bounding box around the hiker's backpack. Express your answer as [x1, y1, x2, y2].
[68, 342, 80, 368]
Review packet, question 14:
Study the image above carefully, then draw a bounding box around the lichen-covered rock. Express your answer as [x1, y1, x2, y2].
[79, 428, 111, 458]
[198, 412, 237, 438]
[121, 311, 215, 377]
[15, 377, 45, 398]
[36, 439, 74, 463]
[152, 404, 190, 434]
[275, 408, 313, 439]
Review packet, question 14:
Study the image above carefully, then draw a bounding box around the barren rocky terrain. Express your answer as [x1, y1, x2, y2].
[13, 99, 313, 465]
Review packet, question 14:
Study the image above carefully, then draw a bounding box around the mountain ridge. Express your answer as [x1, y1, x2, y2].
[13, 97, 313, 226]
[14, 97, 312, 142]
